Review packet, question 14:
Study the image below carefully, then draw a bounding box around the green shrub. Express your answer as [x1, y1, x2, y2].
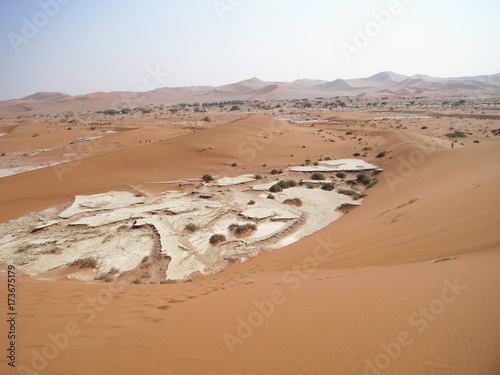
[445, 130, 466, 138]
[271, 169, 283, 175]
[254, 174, 263, 180]
[375, 151, 387, 158]
[311, 172, 325, 180]
[269, 184, 283, 193]
[321, 182, 335, 191]
[336, 172, 346, 178]
[366, 179, 379, 189]
[357, 173, 371, 185]
[277, 180, 297, 189]
[160, 279, 176, 284]
[202, 174, 214, 182]
[267, 194, 275, 199]
[209, 234, 226, 244]
[247, 200, 256, 205]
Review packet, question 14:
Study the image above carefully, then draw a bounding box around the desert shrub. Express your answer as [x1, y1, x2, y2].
[366, 179, 379, 189]
[121, 108, 131, 114]
[283, 198, 303, 207]
[338, 189, 366, 200]
[94, 273, 112, 282]
[141, 271, 151, 279]
[1, 153, 5, 156]
[277, 180, 297, 189]
[269, 184, 283, 193]
[491, 129, 500, 136]
[160, 279, 176, 284]
[336, 172, 346, 178]
[229, 223, 257, 235]
[131, 279, 142, 284]
[346, 131, 353, 135]
[108, 267, 119, 274]
[71, 257, 97, 269]
[184, 223, 199, 232]
[357, 173, 371, 185]
[247, 200, 256, 205]
[90, 126, 97, 130]
[311, 172, 325, 180]
[231, 162, 238, 167]
[321, 182, 335, 191]
[375, 151, 388, 158]
[203, 116, 211, 122]
[271, 169, 283, 175]
[353, 153, 360, 157]
[325, 157, 331, 160]
[421, 126, 428, 129]
[67, 127, 72, 130]
[202, 174, 214, 182]
[230, 105, 240, 111]
[32, 133, 40, 137]
[209, 234, 226, 244]
[267, 194, 275, 199]
[445, 130, 466, 138]
[254, 174, 263, 180]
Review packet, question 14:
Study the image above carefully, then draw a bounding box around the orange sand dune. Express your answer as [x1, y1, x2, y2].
[0, 115, 376, 222]
[0, 115, 499, 375]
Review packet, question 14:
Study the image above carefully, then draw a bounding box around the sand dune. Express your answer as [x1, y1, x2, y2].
[0, 111, 499, 375]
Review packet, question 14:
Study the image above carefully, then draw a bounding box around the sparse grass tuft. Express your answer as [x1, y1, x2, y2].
[229, 223, 257, 235]
[94, 273, 112, 282]
[71, 257, 97, 269]
[184, 223, 199, 232]
[160, 279, 176, 284]
[283, 198, 303, 207]
[209, 234, 226, 245]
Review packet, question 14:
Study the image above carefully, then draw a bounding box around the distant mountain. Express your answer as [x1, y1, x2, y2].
[1, 72, 499, 114]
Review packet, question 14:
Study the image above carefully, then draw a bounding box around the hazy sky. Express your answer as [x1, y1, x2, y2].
[1, 0, 499, 100]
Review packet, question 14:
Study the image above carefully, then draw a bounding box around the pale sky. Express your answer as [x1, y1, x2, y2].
[0, 0, 499, 100]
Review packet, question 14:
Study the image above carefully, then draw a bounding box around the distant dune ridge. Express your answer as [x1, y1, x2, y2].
[1, 71, 499, 114]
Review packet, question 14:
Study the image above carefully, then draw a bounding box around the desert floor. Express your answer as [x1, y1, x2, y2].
[0, 105, 499, 374]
